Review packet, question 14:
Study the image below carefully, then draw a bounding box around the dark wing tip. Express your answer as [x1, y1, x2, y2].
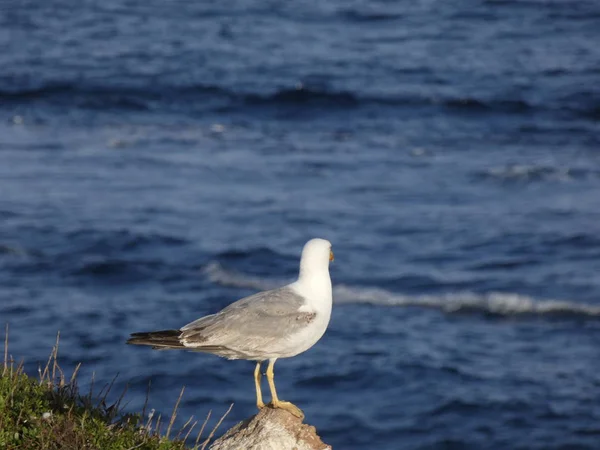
[126, 329, 182, 347]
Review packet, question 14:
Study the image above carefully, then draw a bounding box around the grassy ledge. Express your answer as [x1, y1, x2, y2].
[0, 326, 232, 450]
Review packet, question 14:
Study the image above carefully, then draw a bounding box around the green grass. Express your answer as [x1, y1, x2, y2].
[0, 326, 232, 450]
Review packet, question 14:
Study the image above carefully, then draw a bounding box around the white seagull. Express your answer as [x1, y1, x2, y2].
[127, 238, 334, 419]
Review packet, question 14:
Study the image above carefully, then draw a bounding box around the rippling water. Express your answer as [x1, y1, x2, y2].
[2, 0, 600, 448]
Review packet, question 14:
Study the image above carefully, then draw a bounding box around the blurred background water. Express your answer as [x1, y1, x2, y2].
[1, 0, 600, 448]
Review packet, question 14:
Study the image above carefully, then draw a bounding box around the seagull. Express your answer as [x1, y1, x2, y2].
[127, 238, 334, 419]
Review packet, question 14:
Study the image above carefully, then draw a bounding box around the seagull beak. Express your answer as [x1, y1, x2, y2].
[329, 249, 334, 262]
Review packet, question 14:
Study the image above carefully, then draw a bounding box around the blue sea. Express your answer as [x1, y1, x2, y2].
[2, 0, 600, 448]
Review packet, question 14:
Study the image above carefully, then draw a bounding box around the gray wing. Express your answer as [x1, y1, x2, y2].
[180, 287, 315, 355]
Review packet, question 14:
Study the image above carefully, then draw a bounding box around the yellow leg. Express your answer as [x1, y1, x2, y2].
[265, 358, 304, 419]
[254, 361, 265, 410]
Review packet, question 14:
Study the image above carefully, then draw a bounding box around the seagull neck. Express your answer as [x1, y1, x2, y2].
[298, 264, 329, 281]
[296, 268, 331, 300]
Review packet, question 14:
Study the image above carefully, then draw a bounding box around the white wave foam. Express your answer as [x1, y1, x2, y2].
[202, 262, 600, 317]
[203, 262, 282, 291]
[480, 164, 579, 182]
[333, 285, 600, 316]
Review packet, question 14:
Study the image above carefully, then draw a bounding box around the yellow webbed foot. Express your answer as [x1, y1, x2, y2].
[268, 400, 305, 419]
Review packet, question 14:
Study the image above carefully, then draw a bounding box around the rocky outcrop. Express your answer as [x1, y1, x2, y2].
[210, 407, 331, 450]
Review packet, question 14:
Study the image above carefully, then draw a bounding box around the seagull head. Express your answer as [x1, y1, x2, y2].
[298, 238, 333, 279]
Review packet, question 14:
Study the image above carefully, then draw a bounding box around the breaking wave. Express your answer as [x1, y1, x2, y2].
[203, 262, 600, 317]
[2, 81, 584, 117]
[474, 164, 599, 183]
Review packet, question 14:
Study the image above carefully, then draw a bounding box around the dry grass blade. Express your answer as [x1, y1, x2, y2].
[125, 443, 146, 450]
[40, 346, 54, 383]
[200, 404, 233, 450]
[166, 386, 185, 439]
[51, 331, 60, 382]
[97, 372, 120, 409]
[154, 413, 162, 437]
[3, 323, 8, 376]
[85, 372, 96, 410]
[194, 410, 212, 448]
[144, 406, 156, 432]
[70, 362, 82, 384]
[142, 379, 152, 419]
[10, 353, 17, 378]
[176, 415, 195, 442]
[183, 418, 199, 444]
[107, 383, 129, 423]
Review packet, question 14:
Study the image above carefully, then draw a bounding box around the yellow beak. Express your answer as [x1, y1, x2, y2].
[329, 249, 335, 262]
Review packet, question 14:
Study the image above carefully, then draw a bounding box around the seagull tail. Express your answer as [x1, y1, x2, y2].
[126, 329, 184, 349]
